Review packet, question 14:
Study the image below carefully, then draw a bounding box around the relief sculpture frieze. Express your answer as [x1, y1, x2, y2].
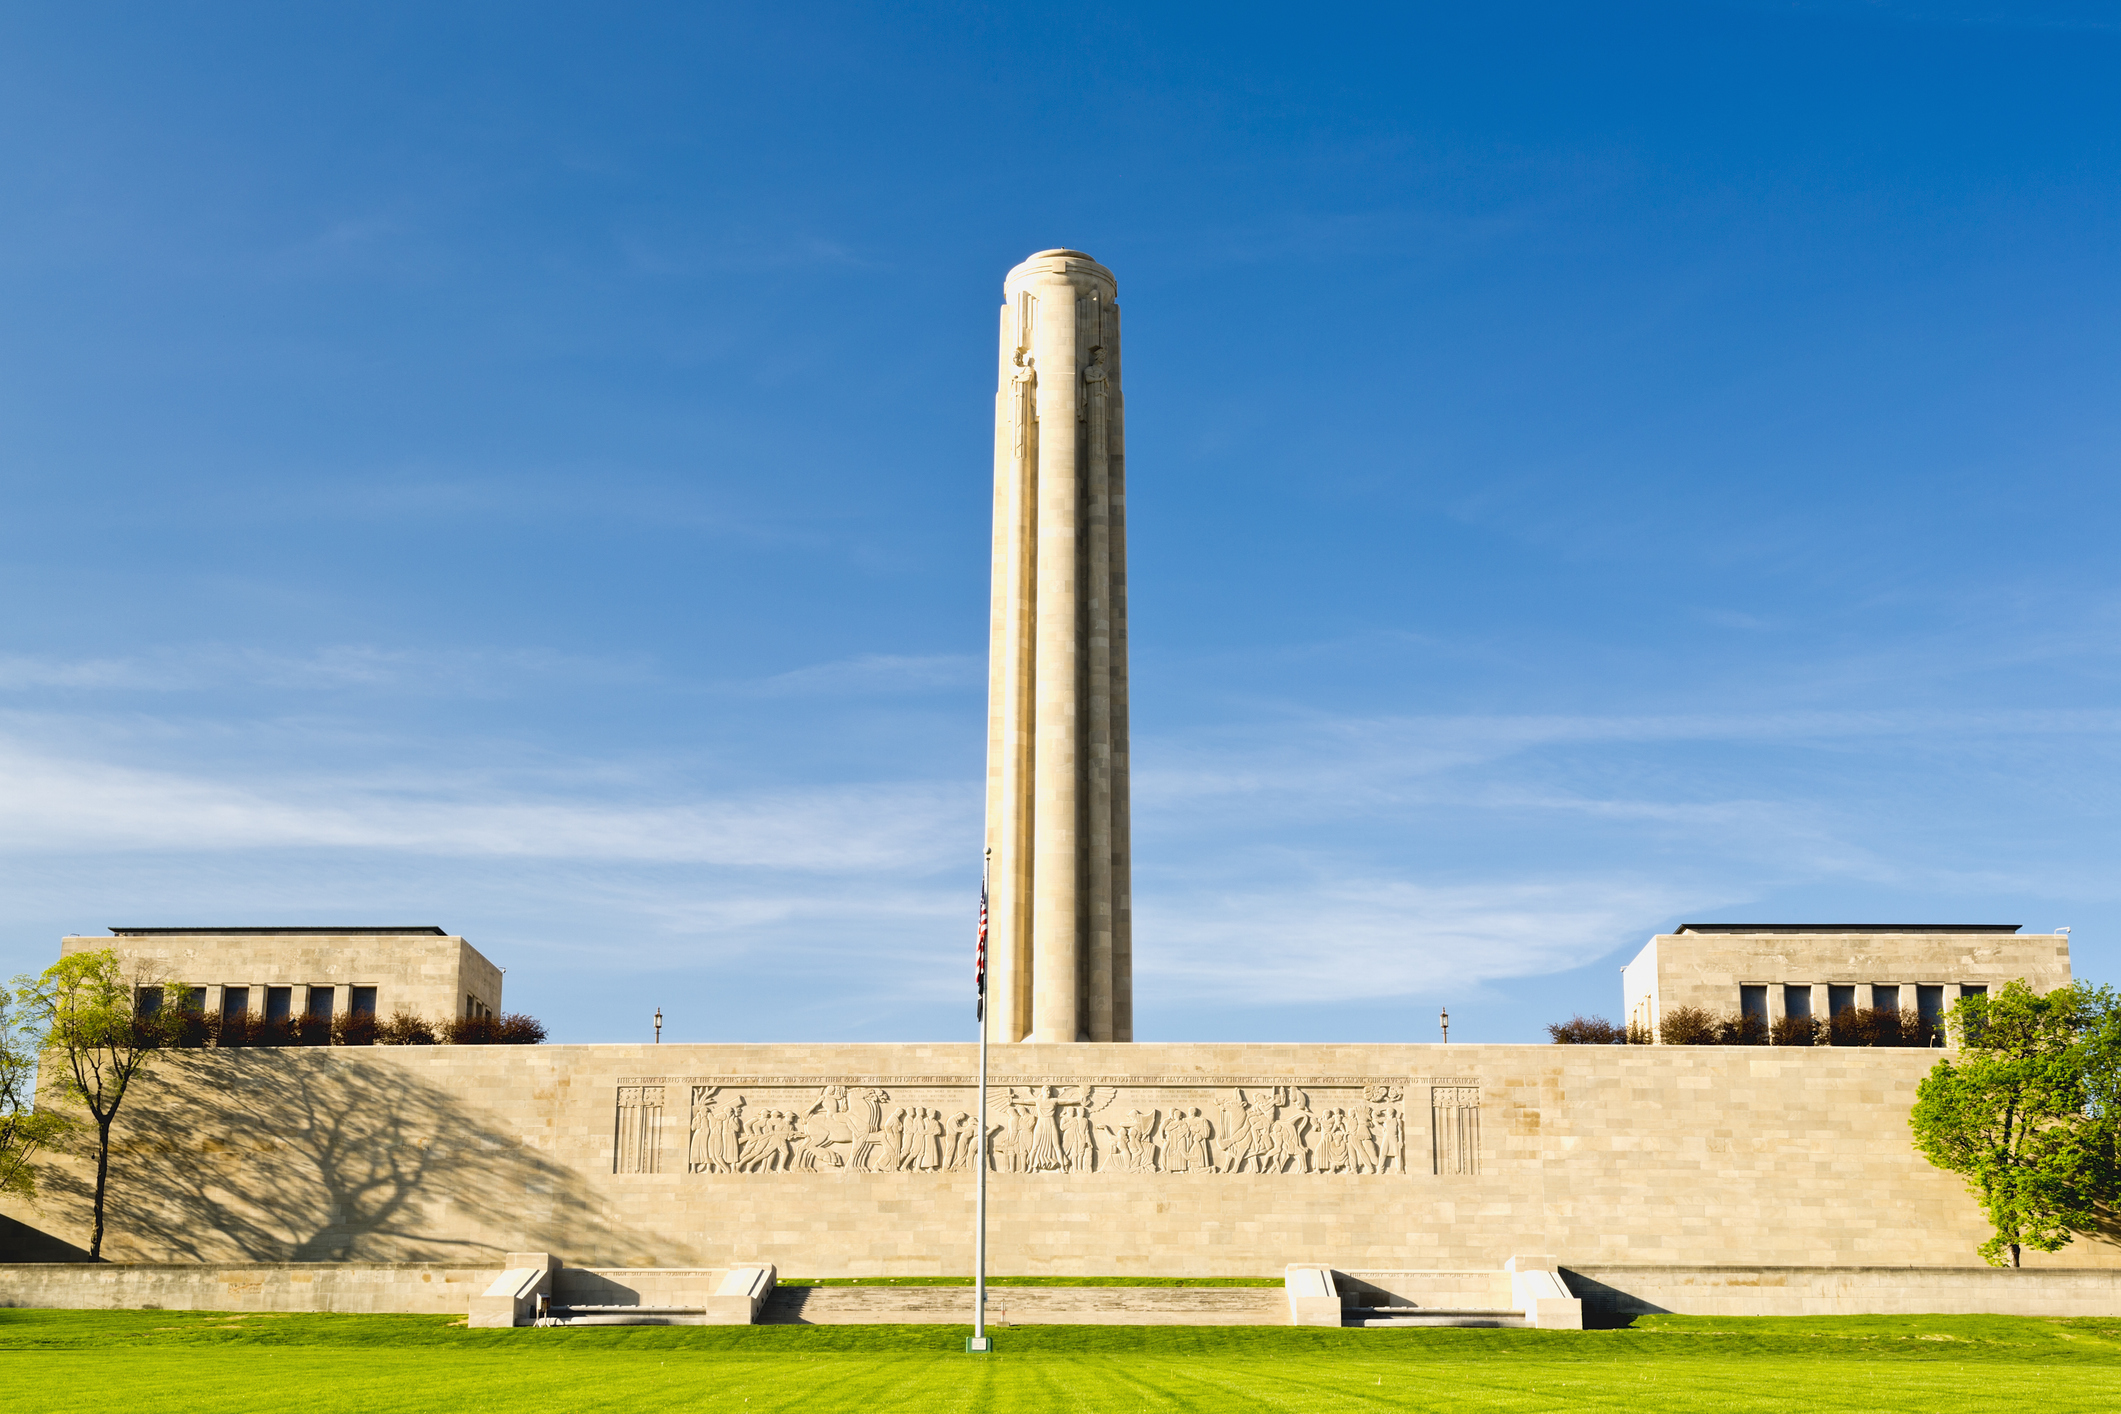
[613, 1077, 1445, 1178]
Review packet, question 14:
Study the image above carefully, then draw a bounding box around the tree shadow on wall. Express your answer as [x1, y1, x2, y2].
[36, 1051, 669, 1267]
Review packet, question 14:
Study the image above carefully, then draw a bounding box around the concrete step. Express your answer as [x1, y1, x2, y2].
[761, 1285, 1285, 1326]
[1342, 1306, 1526, 1329]
[539, 1305, 715, 1327]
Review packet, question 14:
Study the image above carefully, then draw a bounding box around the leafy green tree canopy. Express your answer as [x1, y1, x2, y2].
[0, 989, 71, 1202]
[12, 949, 179, 1259]
[1910, 980, 2121, 1267]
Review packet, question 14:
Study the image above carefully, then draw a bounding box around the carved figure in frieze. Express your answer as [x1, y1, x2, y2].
[876, 1108, 907, 1171]
[793, 1086, 850, 1170]
[688, 1086, 719, 1173]
[1164, 1107, 1211, 1173]
[946, 1111, 977, 1171]
[1219, 1090, 1278, 1174]
[736, 1109, 787, 1172]
[1363, 1084, 1407, 1174]
[989, 1092, 1037, 1172]
[708, 1097, 745, 1173]
[1060, 1101, 1094, 1172]
[893, 1108, 924, 1172]
[1269, 1089, 1312, 1173]
[1351, 1105, 1381, 1174]
[905, 1106, 929, 1171]
[849, 1090, 892, 1172]
[1105, 1107, 1159, 1172]
[1026, 1089, 1067, 1172]
[1378, 1105, 1406, 1173]
[1319, 1107, 1353, 1173]
[922, 1107, 946, 1171]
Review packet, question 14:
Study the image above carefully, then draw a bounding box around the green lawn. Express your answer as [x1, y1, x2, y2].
[778, 1275, 1283, 1287]
[4, 1309, 2120, 1412]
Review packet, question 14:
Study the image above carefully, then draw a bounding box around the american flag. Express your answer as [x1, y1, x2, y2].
[975, 871, 989, 1022]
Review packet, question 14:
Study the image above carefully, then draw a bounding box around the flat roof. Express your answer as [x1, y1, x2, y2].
[1674, 924, 2021, 935]
[107, 926, 451, 937]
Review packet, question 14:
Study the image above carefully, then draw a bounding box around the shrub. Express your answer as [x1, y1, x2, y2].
[250, 1016, 299, 1048]
[1547, 1015, 1623, 1044]
[443, 1013, 547, 1045]
[1771, 1014, 1822, 1047]
[1718, 1012, 1769, 1046]
[1831, 1006, 1910, 1047]
[166, 1006, 215, 1049]
[496, 1013, 547, 1045]
[443, 1014, 498, 1045]
[377, 1012, 438, 1045]
[1658, 1006, 1720, 1046]
[1625, 1020, 1654, 1045]
[332, 1011, 379, 1046]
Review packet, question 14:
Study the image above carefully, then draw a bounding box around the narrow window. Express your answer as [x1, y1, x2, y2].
[349, 986, 377, 1017]
[306, 987, 335, 1021]
[222, 987, 250, 1020]
[1872, 985, 1899, 1013]
[1740, 985, 1768, 1023]
[265, 987, 292, 1023]
[186, 987, 207, 1013]
[136, 986, 164, 1016]
[1783, 985, 1813, 1019]
[1828, 984, 1856, 1017]
[1916, 985, 1944, 1026]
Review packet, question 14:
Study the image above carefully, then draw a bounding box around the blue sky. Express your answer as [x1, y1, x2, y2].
[3, 2, 2118, 1043]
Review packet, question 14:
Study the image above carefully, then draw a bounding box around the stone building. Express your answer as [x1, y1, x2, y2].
[66, 926, 504, 1028]
[1622, 924, 2072, 1039]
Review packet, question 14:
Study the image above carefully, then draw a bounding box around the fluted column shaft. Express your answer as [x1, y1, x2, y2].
[984, 249, 1131, 1044]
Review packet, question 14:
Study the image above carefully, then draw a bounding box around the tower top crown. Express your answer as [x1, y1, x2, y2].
[1005, 249, 1116, 295]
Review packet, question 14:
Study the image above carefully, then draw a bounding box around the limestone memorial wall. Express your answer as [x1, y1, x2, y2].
[10, 1041, 2118, 1276]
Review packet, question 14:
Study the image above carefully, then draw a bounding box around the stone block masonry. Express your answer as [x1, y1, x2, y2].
[7, 1041, 2119, 1277]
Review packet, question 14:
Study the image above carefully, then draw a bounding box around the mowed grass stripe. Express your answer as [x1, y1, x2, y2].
[8, 1309, 2121, 1360]
[8, 1350, 2121, 1414]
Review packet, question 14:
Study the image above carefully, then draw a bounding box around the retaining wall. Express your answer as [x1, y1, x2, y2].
[4, 1042, 2118, 1276]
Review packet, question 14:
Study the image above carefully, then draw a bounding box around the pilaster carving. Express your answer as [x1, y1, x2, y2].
[1431, 1084, 1481, 1175]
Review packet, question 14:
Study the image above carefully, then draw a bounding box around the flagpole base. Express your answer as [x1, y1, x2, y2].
[965, 1336, 994, 1353]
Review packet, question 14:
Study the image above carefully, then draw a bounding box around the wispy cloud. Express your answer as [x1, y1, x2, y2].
[0, 645, 650, 697]
[0, 733, 973, 871]
[746, 653, 981, 698]
[1139, 872, 1683, 1003]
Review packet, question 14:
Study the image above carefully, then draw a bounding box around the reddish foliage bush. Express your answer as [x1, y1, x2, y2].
[1658, 1006, 1720, 1045]
[378, 1012, 438, 1045]
[441, 1013, 547, 1045]
[1547, 1015, 1626, 1044]
[332, 1010, 379, 1046]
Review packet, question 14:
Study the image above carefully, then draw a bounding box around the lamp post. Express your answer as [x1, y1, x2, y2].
[1440, 1006, 1449, 1044]
[653, 1008, 662, 1044]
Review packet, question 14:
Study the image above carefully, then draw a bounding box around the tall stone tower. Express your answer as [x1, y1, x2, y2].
[984, 249, 1132, 1044]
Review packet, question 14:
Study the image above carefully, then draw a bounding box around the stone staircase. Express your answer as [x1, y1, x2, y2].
[1291, 1263, 1578, 1330]
[762, 1284, 1285, 1325]
[1339, 1303, 1527, 1328]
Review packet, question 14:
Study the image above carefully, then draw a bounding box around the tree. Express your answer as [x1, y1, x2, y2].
[13, 950, 178, 1260]
[1909, 981, 2121, 1267]
[0, 989, 70, 1203]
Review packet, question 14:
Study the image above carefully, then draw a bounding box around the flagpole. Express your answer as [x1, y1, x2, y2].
[972, 847, 992, 1352]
